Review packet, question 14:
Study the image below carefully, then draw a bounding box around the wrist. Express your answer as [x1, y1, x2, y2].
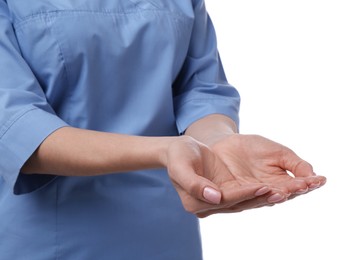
[154, 136, 179, 168]
[184, 114, 237, 147]
[157, 135, 199, 168]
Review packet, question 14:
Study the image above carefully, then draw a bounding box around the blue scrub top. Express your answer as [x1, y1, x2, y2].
[0, 0, 240, 259]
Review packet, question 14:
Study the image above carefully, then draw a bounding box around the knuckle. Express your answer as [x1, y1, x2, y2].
[188, 180, 202, 198]
[295, 180, 308, 190]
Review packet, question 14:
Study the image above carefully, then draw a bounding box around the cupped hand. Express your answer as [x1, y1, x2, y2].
[164, 136, 282, 216]
[210, 134, 326, 202]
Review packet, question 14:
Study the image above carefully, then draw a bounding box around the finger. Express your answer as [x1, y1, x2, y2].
[289, 176, 327, 199]
[285, 175, 327, 194]
[175, 189, 222, 214]
[196, 198, 264, 218]
[186, 184, 270, 215]
[220, 183, 271, 207]
[196, 203, 258, 218]
[275, 178, 309, 195]
[280, 149, 316, 178]
[169, 163, 222, 205]
[279, 149, 329, 192]
[225, 188, 287, 208]
[304, 175, 327, 190]
[197, 189, 287, 218]
[188, 183, 270, 215]
[202, 186, 221, 204]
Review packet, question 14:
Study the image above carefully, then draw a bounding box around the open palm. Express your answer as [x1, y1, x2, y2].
[212, 134, 326, 198]
[195, 134, 326, 218]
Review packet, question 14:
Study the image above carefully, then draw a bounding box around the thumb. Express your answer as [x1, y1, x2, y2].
[280, 148, 315, 177]
[169, 162, 222, 205]
[279, 148, 327, 188]
[202, 186, 222, 204]
[185, 173, 222, 205]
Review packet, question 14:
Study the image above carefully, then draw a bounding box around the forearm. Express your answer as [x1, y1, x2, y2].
[21, 127, 176, 176]
[184, 114, 237, 146]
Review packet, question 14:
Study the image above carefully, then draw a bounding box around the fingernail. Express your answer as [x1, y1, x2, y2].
[203, 187, 221, 204]
[255, 186, 270, 196]
[295, 188, 308, 194]
[267, 193, 285, 203]
[309, 182, 320, 190]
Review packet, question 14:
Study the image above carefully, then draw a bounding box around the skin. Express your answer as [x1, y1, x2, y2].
[22, 114, 326, 217]
[184, 114, 326, 217]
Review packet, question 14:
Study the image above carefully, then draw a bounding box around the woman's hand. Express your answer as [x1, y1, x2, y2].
[210, 134, 326, 202]
[163, 136, 287, 216]
[182, 114, 327, 217]
[22, 120, 326, 218]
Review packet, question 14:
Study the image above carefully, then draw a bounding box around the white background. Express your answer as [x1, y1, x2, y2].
[201, 1, 342, 259]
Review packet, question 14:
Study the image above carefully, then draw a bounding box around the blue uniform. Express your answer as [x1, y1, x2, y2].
[0, 0, 240, 259]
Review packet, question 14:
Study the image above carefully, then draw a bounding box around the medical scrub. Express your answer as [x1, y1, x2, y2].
[0, 0, 240, 259]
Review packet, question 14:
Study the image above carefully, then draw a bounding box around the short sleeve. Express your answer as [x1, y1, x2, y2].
[173, 0, 240, 134]
[0, 1, 68, 194]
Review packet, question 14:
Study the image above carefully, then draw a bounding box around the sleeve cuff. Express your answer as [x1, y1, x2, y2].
[175, 98, 240, 135]
[0, 108, 68, 194]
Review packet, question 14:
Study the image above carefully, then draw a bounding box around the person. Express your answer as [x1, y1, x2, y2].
[0, 0, 326, 259]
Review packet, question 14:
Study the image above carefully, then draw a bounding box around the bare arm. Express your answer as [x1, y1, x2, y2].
[21, 127, 175, 176]
[22, 114, 236, 176]
[21, 125, 272, 215]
